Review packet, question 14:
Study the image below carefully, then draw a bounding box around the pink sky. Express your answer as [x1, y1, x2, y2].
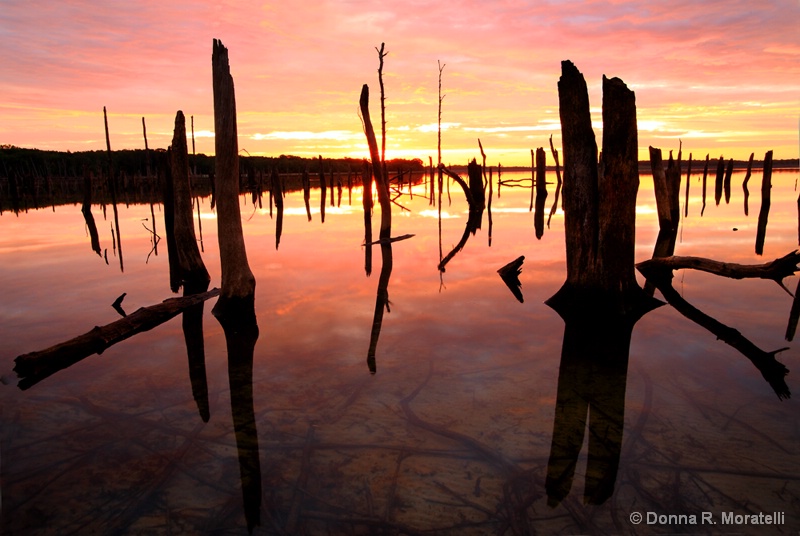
[1, 0, 798, 166]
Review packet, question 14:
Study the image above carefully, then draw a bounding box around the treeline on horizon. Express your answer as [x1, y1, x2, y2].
[2, 146, 797, 180]
[0, 146, 427, 179]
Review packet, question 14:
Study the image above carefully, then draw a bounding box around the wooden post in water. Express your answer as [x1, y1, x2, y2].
[743, 152, 754, 216]
[755, 150, 774, 255]
[211, 38, 256, 317]
[170, 110, 210, 293]
[649, 147, 672, 232]
[684, 153, 692, 218]
[534, 147, 548, 239]
[103, 106, 123, 273]
[723, 158, 734, 204]
[557, 61, 599, 290]
[714, 156, 725, 206]
[666, 148, 681, 226]
[142, 117, 151, 178]
[467, 157, 485, 210]
[318, 155, 327, 223]
[701, 154, 709, 216]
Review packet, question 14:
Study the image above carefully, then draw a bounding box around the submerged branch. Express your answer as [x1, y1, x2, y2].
[637, 271, 790, 400]
[14, 288, 221, 390]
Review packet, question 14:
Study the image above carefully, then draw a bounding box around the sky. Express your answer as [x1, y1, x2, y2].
[1, 0, 798, 167]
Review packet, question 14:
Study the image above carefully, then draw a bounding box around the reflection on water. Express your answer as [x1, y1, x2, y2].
[1, 170, 799, 534]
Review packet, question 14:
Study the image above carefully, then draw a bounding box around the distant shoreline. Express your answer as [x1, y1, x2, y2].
[449, 159, 800, 173]
[1, 146, 797, 177]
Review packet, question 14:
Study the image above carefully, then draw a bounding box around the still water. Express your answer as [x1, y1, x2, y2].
[1, 170, 799, 534]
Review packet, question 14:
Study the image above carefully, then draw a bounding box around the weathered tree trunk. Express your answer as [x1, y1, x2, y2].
[666, 149, 681, 225]
[755, 150, 774, 255]
[649, 147, 672, 231]
[554, 63, 602, 292]
[467, 158, 485, 210]
[359, 84, 391, 240]
[212, 39, 256, 317]
[159, 152, 182, 292]
[170, 110, 210, 293]
[13, 288, 221, 390]
[549, 64, 660, 319]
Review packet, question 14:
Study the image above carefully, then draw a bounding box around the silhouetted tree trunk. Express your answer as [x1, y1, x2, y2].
[360, 84, 391, 240]
[170, 110, 210, 293]
[212, 39, 256, 318]
[755, 150, 774, 255]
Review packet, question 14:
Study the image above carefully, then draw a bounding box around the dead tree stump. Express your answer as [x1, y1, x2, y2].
[549, 63, 658, 316]
[170, 110, 210, 293]
[212, 39, 256, 318]
[755, 150, 774, 255]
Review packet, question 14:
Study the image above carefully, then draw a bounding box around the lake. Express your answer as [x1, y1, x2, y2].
[1, 168, 798, 534]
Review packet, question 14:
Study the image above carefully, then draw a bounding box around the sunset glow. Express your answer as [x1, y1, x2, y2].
[1, 0, 798, 166]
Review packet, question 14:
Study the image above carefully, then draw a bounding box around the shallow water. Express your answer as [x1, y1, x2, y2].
[1, 170, 799, 535]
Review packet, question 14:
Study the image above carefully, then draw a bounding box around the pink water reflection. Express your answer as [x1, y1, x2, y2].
[1, 170, 798, 534]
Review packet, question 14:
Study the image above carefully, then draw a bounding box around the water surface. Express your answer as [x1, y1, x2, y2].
[1, 170, 798, 534]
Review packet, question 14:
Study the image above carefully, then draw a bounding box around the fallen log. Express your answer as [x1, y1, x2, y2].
[636, 250, 800, 293]
[13, 288, 221, 390]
